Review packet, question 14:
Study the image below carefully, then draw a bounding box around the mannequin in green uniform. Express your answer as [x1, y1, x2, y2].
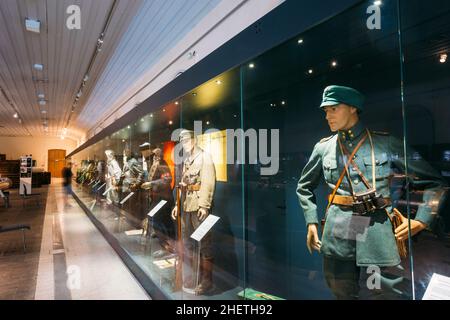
[297, 85, 446, 299]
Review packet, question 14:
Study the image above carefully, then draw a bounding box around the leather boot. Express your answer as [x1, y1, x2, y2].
[195, 257, 213, 295]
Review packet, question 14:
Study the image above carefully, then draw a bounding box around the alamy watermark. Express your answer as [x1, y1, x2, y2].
[170, 121, 280, 176]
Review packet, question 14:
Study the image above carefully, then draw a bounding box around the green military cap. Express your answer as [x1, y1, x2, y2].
[179, 129, 195, 142]
[320, 85, 365, 112]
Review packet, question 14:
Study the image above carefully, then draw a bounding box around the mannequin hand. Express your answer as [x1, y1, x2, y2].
[197, 207, 209, 221]
[395, 218, 427, 241]
[171, 207, 178, 221]
[306, 224, 322, 254]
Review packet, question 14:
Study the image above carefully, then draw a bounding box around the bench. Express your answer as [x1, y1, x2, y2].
[0, 224, 31, 253]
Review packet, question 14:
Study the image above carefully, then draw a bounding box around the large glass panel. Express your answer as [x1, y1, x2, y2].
[177, 68, 246, 299]
[241, 0, 410, 300]
[400, 0, 450, 300]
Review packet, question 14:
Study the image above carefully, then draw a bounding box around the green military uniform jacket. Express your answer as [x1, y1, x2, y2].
[181, 146, 216, 212]
[297, 121, 445, 266]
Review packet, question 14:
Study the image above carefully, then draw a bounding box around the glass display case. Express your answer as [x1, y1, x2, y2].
[69, 0, 450, 300]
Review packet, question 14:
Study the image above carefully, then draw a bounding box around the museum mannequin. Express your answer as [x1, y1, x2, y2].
[171, 129, 216, 295]
[297, 85, 446, 299]
[105, 149, 122, 205]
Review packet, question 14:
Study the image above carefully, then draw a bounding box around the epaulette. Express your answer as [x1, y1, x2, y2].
[371, 130, 390, 136]
[319, 135, 334, 143]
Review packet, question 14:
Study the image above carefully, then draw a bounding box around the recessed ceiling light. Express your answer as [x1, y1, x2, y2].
[331, 60, 338, 67]
[25, 18, 40, 33]
[308, 69, 313, 74]
[13, 113, 18, 118]
[298, 38, 304, 44]
[175, 101, 179, 105]
[192, 92, 197, 96]
[33, 63, 43, 71]
[440, 53, 447, 63]
[281, 101, 286, 105]
[249, 63, 255, 69]
[216, 80, 222, 85]
[206, 121, 210, 125]
[169, 120, 173, 125]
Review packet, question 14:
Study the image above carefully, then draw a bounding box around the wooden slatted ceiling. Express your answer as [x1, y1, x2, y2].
[0, 0, 142, 140]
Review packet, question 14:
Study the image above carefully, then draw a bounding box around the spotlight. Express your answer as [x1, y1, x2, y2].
[33, 64, 44, 71]
[169, 120, 173, 125]
[440, 53, 447, 64]
[297, 38, 304, 44]
[331, 60, 338, 67]
[249, 63, 255, 69]
[175, 101, 179, 105]
[308, 69, 313, 74]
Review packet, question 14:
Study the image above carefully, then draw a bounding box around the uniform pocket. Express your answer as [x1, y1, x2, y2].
[363, 153, 390, 179]
[323, 157, 338, 183]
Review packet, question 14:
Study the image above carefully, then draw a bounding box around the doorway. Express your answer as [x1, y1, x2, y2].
[48, 149, 66, 179]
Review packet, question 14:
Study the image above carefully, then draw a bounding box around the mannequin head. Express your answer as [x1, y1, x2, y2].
[323, 103, 359, 132]
[105, 150, 115, 161]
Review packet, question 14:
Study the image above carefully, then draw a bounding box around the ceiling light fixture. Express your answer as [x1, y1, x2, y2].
[440, 53, 447, 63]
[216, 80, 222, 85]
[331, 60, 338, 67]
[33, 63, 44, 71]
[374, 0, 382, 6]
[298, 38, 304, 44]
[13, 113, 18, 118]
[249, 63, 255, 69]
[25, 18, 41, 33]
[308, 69, 313, 74]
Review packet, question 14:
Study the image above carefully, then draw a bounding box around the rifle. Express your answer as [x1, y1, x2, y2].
[174, 185, 183, 291]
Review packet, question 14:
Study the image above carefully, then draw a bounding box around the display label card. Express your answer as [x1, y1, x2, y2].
[190, 214, 220, 242]
[92, 181, 100, 188]
[147, 200, 168, 217]
[423, 273, 450, 300]
[120, 192, 135, 205]
[125, 229, 144, 236]
[98, 183, 106, 191]
[102, 186, 112, 196]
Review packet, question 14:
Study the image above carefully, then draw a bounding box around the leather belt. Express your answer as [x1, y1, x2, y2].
[328, 194, 391, 207]
[186, 184, 201, 192]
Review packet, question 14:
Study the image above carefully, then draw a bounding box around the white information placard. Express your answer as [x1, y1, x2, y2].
[98, 183, 106, 191]
[102, 186, 112, 196]
[120, 192, 135, 205]
[423, 273, 450, 300]
[190, 214, 220, 242]
[147, 200, 168, 217]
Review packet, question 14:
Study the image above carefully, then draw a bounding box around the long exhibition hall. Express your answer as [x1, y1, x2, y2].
[0, 0, 449, 301]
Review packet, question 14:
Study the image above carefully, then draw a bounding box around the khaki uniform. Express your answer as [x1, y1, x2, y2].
[181, 146, 216, 258]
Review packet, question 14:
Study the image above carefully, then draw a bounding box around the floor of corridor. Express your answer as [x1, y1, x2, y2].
[0, 180, 149, 300]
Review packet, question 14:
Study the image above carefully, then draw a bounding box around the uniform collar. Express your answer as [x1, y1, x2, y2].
[338, 121, 366, 142]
